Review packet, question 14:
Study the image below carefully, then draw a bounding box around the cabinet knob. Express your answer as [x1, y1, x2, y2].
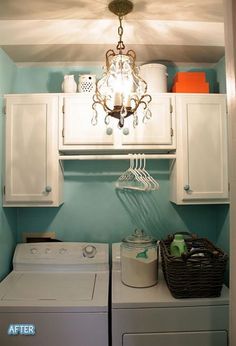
[45, 186, 52, 193]
[184, 184, 190, 191]
[122, 128, 129, 136]
[106, 127, 113, 136]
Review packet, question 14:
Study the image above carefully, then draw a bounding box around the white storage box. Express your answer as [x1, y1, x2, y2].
[139, 63, 168, 93]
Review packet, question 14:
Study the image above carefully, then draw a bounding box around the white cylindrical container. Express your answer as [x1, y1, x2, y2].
[61, 75, 77, 93]
[139, 63, 168, 93]
[78, 74, 96, 93]
[121, 229, 158, 288]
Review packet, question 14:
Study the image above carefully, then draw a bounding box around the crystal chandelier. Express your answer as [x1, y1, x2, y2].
[92, 0, 152, 129]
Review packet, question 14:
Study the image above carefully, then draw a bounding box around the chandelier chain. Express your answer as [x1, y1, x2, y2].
[116, 16, 125, 52]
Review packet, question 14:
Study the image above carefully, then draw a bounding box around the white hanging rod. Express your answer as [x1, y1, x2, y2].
[59, 154, 176, 161]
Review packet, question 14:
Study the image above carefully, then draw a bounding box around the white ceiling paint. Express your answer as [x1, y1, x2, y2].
[0, 0, 223, 21]
[0, 0, 224, 64]
[0, 20, 224, 46]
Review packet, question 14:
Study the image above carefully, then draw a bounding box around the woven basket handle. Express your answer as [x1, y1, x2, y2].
[168, 231, 197, 241]
[182, 248, 219, 260]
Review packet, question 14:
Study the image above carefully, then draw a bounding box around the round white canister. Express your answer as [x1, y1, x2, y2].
[139, 63, 168, 93]
[121, 247, 158, 288]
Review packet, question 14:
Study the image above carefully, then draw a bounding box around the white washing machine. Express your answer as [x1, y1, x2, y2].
[0, 242, 109, 346]
[112, 243, 229, 346]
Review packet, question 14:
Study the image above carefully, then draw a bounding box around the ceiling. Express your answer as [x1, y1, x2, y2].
[0, 0, 225, 65]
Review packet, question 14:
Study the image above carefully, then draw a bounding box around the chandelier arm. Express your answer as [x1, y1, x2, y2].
[138, 75, 148, 93]
[103, 100, 113, 113]
[130, 94, 151, 113]
[92, 100, 101, 110]
[106, 49, 116, 69]
[143, 94, 152, 103]
[126, 50, 136, 69]
[93, 98, 114, 114]
[139, 100, 149, 110]
[130, 97, 139, 112]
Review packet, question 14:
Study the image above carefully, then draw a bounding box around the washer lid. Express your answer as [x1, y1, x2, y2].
[1, 272, 95, 301]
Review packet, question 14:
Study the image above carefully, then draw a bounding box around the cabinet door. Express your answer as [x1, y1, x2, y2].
[4, 95, 59, 204]
[121, 94, 175, 149]
[178, 95, 228, 201]
[60, 94, 114, 150]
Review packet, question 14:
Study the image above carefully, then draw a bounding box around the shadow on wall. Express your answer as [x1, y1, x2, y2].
[0, 208, 17, 280]
[170, 203, 219, 242]
[16, 160, 225, 248]
[16, 206, 62, 243]
[47, 72, 65, 93]
[116, 189, 168, 240]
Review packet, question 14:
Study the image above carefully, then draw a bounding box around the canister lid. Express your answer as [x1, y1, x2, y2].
[122, 229, 156, 245]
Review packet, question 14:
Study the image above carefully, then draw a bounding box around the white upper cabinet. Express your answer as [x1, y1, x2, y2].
[170, 94, 228, 204]
[59, 93, 175, 152]
[59, 94, 114, 151]
[3, 92, 228, 207]
[4, 94, 63, 207]
[121, 94, 175, 150]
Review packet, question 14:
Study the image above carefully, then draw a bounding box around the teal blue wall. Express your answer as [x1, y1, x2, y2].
[17, 160, 223, 246]
[13, 66, 102, 93]
[13, 64, 222, 93]
[13, 64, 223, 94]
[0, 49, 17, 280]
[215, 205, 229, 284]
[215, 57, 227, 93]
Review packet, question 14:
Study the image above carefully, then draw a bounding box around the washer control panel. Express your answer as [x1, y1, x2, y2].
[13, 242, 108, 271]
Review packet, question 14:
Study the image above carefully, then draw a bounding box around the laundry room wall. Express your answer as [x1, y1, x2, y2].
[13, 62, 223, 94]
[9, 60, 229, 253]
[17, 160, 224, 243]
[215, 56, 227, 93]
[0, 56, 229, 279]
[0, 49, 18, 280]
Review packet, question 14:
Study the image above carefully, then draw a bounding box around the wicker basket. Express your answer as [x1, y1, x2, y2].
[160, 234, 228, 299]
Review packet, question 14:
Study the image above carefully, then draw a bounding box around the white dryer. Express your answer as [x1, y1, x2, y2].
[0, 242, 109, 346]
[112, 243, 229, 346]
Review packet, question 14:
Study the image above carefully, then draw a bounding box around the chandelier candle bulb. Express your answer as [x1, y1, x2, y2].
[114, 92, 122, 106]
[125, 95, 131, 107]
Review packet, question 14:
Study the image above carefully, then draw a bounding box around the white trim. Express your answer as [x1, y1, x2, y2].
[15, 61, 217, 68]
[224, 0, 236, 345]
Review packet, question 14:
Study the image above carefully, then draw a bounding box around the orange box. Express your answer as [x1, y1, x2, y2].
[173, 72, 206, 84]
[172, 81, 209, 93]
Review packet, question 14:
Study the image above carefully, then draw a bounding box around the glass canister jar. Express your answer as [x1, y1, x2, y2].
[121, 229, 158, 288]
